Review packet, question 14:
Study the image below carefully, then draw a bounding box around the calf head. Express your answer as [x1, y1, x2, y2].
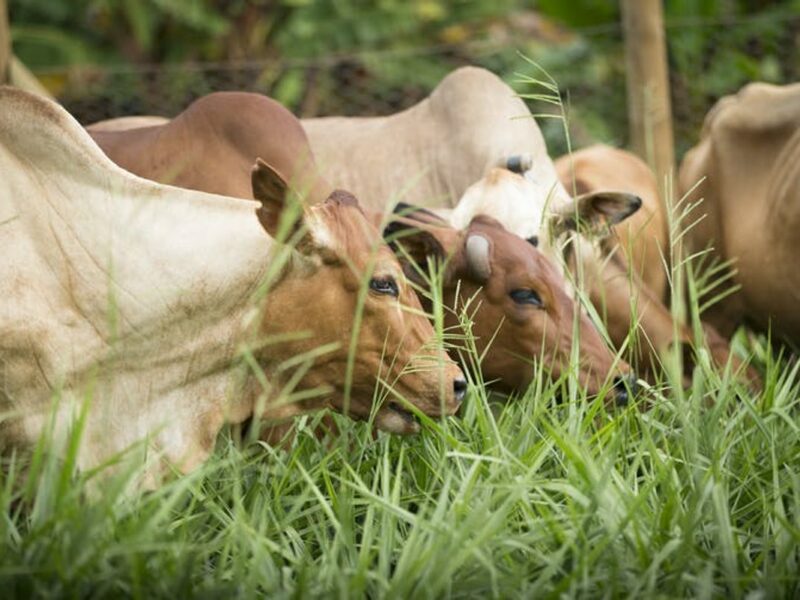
[452, 166, 642, 257]
[250, 159, 465, 433]
[384, 207, 634, 405]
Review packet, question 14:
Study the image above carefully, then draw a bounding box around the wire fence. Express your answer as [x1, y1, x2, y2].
[33, 12, 800, 159]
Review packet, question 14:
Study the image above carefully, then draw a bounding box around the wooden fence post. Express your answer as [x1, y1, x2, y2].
[0, 0, 53, 97]
[0, 0, 10, 85]
[621, 0, 675, 187]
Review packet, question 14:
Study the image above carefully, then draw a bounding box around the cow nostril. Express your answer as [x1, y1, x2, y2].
[453, 378, 468, 403]
[612, 375, 639, 407]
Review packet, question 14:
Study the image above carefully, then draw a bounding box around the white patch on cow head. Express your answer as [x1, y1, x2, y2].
[451, 168, 546, 240]
[303, 208, 336, 252]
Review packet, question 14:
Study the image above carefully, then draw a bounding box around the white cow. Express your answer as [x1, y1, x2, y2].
[0, 88, 463, 488]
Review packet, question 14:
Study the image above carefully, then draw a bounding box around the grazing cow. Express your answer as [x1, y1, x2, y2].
[555, 145, 759, 384]
[553, 146, 671, 373]
[0, 88, 464, 487]
[88, 93, 634, 404]
[302, 66, 754, 383]
[385, 208, 635, 400]
[679, 81, 800, 343]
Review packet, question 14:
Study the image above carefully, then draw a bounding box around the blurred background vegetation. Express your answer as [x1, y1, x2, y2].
[7, 0, 800, 156]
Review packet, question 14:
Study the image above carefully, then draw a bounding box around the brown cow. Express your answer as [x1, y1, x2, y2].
[89, 92, 635, 404]
[385, 207, 636, 401]
[555, 145, 759, 384]
[0, 88, 463, 487]
[679, 81, 800, 343]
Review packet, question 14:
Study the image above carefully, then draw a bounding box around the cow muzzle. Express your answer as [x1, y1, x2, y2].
[611, 374, 640, 407]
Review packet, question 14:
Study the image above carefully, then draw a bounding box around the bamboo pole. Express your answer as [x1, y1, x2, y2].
[621, 0, 675, 186]
[0, 0, 10, 84]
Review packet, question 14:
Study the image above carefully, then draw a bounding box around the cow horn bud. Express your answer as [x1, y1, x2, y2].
[503, 153, 533, 174]
[465, 234, 491, 282]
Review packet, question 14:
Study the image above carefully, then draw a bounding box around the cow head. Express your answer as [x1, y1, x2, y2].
[384, 207, 634, 405]
[452, 166, 642, 253]
[250, 159, 465, 434]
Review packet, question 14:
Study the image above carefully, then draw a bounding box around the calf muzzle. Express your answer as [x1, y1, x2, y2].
[611, 374, 640, 407]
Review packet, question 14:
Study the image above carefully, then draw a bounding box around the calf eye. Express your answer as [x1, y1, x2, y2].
[370, 276, 399, 297]
[510, 288, 544, 308]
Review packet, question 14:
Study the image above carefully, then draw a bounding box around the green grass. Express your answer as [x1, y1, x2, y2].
[1, 328, 798, 598]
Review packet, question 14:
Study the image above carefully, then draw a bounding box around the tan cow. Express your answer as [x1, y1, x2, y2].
[555, 145, 668, 299]
[0, 88, 464, 487]
[88, 92, 635, 404]
[554, 145, 760, 384]
[679, 81, 800, 342]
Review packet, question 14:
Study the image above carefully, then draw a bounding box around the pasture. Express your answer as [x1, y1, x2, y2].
[3, 343, 799, 597]
[2, 1, 800, 598]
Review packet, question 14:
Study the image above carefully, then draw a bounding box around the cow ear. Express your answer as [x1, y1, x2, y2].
[383, 216, 459, 283]
[252, 158, 317, 254]
[550, 191, 642, 239]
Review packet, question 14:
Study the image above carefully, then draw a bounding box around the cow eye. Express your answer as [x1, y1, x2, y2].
[370, 276, 399, 297]
[509, 288, 544, 307]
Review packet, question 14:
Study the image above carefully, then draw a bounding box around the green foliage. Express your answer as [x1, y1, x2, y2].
[8, 0, 800, 156]
[535, 0, 617, 28]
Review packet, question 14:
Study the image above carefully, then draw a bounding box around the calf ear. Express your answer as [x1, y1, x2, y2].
[252, 158, 316, 254]
[551, 191, 642, 239]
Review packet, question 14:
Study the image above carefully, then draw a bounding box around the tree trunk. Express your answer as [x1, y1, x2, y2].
[0, 0, 10, 84]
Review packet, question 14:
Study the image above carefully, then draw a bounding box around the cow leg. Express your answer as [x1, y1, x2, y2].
[700, 321, 763, 391]
[576, 251, 680, 376]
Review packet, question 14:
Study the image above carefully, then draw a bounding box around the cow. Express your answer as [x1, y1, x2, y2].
[300, 66, 755, 384]
[554, 145, 668, 300]
[554, 145, 760, 384]
[0, 87, 465, 488]
[88, 92, 635, 405]
[679, 81, 800, 343]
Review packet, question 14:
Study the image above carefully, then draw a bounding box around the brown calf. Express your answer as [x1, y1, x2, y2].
[90, 92, 466, 435]
[555, 144, 760, 386]
[385, 206, 636, 404]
